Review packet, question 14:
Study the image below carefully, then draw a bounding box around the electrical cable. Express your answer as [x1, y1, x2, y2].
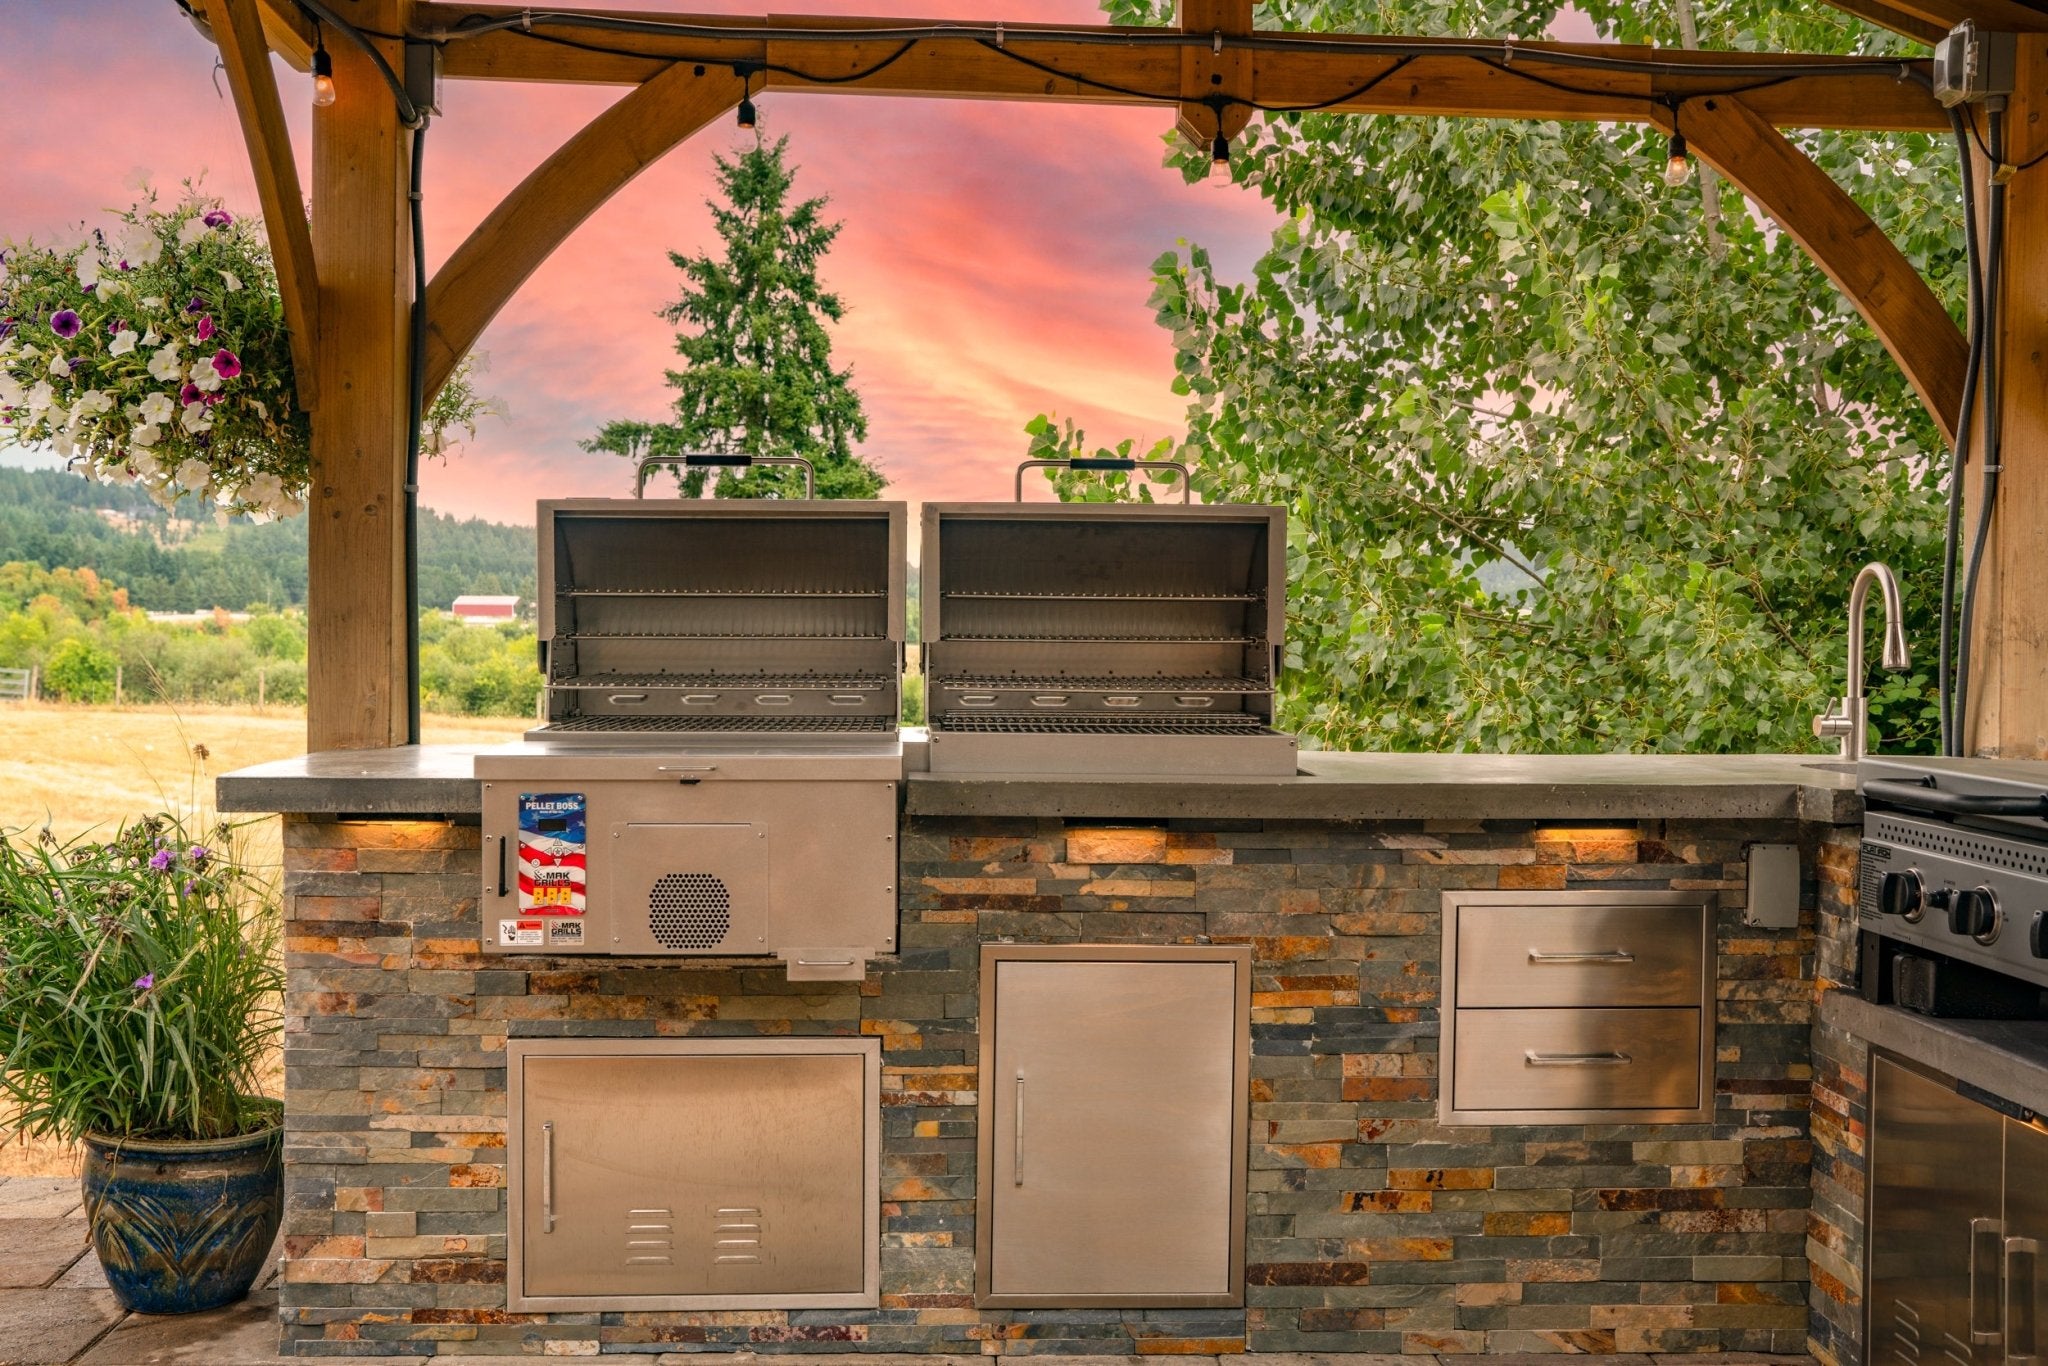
[1961, 104, 2048, 175]
[292, 0, 423, 126]
[1952, 103, 2006, 754]
[1938, 103, 1984, 756]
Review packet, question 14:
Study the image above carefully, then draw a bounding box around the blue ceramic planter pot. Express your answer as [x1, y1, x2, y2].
[81, 1124, 283, 1315]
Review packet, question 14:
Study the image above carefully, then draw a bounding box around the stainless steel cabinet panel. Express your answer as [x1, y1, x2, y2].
[1869, 1056, 2010, 1366]
[1454, 901, 1707, 1008]
[976, 945, 1249, 1308]
[1452, 1008, 1703, 1114]
[509, 1039, 880, 1311]
[2003, 1118, 2047, 1366]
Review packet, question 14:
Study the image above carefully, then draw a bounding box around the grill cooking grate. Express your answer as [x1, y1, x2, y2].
[942, 589, 1262, 602]
[934, 712, 1273, 736]
[552, 672, 889, 691]
[934, 674, 1265, 693]
[943, 632, 1259, 644]
[541, 714, 896, 735]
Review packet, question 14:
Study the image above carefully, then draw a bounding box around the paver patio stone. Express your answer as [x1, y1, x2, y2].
[0, 1181, 79, 1221]
[0, 1218, 88, 1289]
[78, 1285, 281, 1366]
[50, 1249, 107, 1290]
[0, 1288, 124, 1365]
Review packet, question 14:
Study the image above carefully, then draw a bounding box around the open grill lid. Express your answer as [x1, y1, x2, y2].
[531, 455, 907, 746]
[918, 459, 1297, 776]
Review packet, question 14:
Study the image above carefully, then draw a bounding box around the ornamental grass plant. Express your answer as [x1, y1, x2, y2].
[0, 814, 282, 1143]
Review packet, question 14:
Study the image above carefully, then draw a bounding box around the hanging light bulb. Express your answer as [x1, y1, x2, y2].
[737, 93, 757, 129]
[736, 65, 757, 130]
[1663, 129, 1691, 187]
[1211, 130, 1231, 168]
[311, 37, 337, 108]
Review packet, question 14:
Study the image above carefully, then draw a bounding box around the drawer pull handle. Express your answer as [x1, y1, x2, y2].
[796, 958, 855, 967]
[2006, 1234, 2039, 1363]
[1527, 949, 1636, 964]
[1524, 1050, 1633, 1067]
[1974, 1218, 2008, 1344]
[1014, 1073, 1026, 1186]
[607, 693, 649, 705]
[656, 765, 718, 774]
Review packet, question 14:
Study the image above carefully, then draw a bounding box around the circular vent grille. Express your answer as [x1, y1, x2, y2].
[648, 873, 732, 949]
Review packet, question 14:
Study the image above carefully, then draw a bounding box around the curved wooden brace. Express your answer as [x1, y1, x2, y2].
[422, 61, 743, 400]
[1675, 95, 1968, 446]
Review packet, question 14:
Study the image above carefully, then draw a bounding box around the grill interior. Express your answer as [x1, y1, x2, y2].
[534, 503, 905, 741]
[922, 506, 1284, 738]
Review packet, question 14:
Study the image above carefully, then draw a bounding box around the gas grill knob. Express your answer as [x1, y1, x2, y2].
[2033, 912, 2048, 960]
[1950, 886, 2002, 943]
[1878, 870, 1925, 919]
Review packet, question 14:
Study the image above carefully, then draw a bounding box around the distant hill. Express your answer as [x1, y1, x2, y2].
[0, 466, 535, 611]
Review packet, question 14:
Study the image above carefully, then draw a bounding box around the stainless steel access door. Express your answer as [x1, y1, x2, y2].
[1869, 1055, 2007, 1366]
[510, 1038, 880, 1312]
[976, 945, 1250, 1308]
[2002, 1118, 2048, 1366]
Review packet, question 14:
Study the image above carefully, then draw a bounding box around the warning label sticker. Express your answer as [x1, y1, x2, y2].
[498, 919, 544, 948]
[517, 792, 586, 915]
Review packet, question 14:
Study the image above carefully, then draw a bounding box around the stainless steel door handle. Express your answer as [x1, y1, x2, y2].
[655, 765, 718, 773]
[2008, 1235, 2040, 1364]
[541, 1121, 556, 1235]
[1972, 1217, 2005, 1344]
[1526, 950, 1637, 964]
[1524, 1051, 1633, 1067]
[1013, 1074, 1025, 1186]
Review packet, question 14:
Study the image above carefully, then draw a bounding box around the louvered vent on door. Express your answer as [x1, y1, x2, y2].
[649, 873, 733, 949]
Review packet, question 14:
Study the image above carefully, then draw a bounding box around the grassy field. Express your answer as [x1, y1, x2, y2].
[0, 702, 525, 1176]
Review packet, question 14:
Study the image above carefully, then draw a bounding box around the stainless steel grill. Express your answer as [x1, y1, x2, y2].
[475, 456, 904, 978]
[921, 460, 1298, 777]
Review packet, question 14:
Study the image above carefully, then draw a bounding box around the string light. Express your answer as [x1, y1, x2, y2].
[311, 29, 337, 108]
[1661, 100, 1690, 187]
[1208, 97, 1231, 173]
[736, 65, 757, 129]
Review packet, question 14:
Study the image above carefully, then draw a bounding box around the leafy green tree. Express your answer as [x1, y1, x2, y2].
[1036, 0, 1956, 754]
[587, 136, 884, 500]
[43, 638, 117, 704]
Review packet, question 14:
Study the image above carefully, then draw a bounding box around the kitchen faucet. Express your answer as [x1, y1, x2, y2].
[1812, 562, 1910, 762]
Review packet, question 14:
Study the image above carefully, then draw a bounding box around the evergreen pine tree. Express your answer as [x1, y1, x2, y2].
[585, 136, 883, 499]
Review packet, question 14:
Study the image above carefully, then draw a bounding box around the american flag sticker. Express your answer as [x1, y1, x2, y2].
[517, 793, 587, 915]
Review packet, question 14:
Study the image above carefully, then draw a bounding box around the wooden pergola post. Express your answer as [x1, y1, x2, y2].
[307, 0, 415, 751]
[1965, 35, 2048, 759]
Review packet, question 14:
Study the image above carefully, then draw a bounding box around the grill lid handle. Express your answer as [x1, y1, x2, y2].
[635, 454, 816, 498]
[1014, 457, 1192, 503]
[1863, 776, 2048, 819]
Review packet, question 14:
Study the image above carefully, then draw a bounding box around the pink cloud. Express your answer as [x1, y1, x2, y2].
[6, 3, 1283, 523]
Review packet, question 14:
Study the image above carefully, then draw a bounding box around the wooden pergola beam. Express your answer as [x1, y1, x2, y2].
[1672, 95, 1967, 447]
[1824, 0, 2048, 37]
[201, 0, 321, 412]
[422, 61, 741, 400]
[256, 0, 317, 68]
[409, 5, 1944, 132]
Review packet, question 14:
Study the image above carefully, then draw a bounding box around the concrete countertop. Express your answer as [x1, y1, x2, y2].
[1822, 989, 2048, 1116]
[216, 744, 1861, 823]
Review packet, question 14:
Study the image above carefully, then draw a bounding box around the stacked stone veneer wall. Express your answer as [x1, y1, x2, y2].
[1807, 828, 1869, 1366]
[279, 813, 1834, 1358]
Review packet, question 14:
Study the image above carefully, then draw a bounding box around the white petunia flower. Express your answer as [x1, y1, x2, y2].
[130, 449, 161, 476]
[148, 344, 182, 382]
[148, 479, 178, 510]
[25, 382, 53, 414]
[138, 391, 174, 425]
[76, 389, 113, 416]
[178, 403, 211, 434]
[48, 353, 69, 378]
[52, 430, 75, 458]
[140, 297, 164, 311]
[76, 254, 103, 289]
[109, 329, 138, 357]
[221, 270, 242, 293]
[176, 216, 208, 247]
[174, 457, 211, 491]
[117, 223, 162, 266]
[132, 423, 161, 449]
[141, 327, 160, 346]
[0, 376, 21, 406]
[79, 460, 101, 483]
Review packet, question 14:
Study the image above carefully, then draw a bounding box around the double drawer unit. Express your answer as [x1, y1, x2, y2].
[1441, 891, 1715, 1124]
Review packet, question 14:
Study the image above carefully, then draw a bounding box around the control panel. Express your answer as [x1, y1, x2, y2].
[1860, 810, 2048, 991]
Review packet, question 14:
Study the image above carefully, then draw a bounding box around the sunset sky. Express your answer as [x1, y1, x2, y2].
[3, 2, 1349, 524]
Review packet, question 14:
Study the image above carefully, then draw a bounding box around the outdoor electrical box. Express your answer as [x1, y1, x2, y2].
[1744, 842, 1801, 930]
[1933, 21, 2016, 107]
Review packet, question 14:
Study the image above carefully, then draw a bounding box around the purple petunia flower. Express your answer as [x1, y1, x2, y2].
[68, 358, 87, 373]
[107, 318, 128, 337]
[0, 319, 14, 342]
[196, 315, 215, 342]
[148, 848, 174, 872]
[179, 382, 201, 406]
[201, 390, 224, 406]
[185, 296, 206, 315]
[132, 973, 155, 992]
[50, 310, 81, 339]
[203, 209, 233, 229]
[210, 349, 240, 379]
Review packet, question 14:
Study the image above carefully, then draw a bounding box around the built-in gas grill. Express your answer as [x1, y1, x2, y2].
[1857, 756, 2048, 1015]
[920, 460, 1298, 776]
[474, 457, 904, 978]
